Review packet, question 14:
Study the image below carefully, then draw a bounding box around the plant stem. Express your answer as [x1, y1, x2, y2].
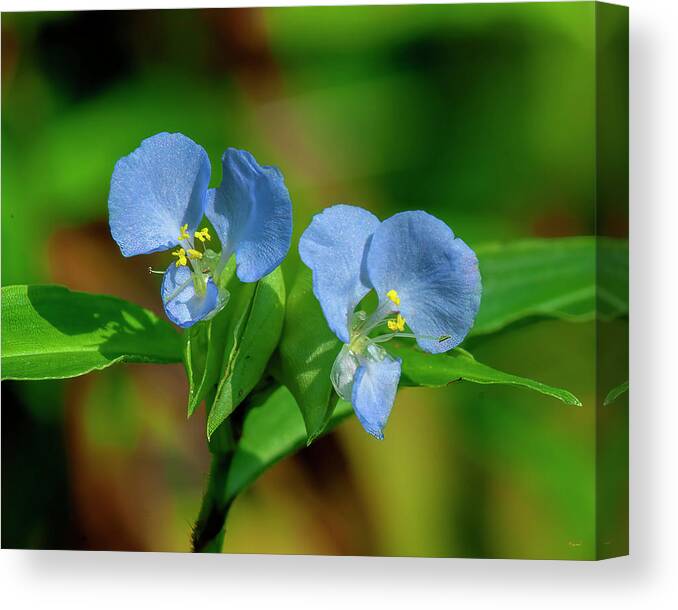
[191, 408, 243, 553]
[191, 453, 233, 551]
[190, 382, 274, 552]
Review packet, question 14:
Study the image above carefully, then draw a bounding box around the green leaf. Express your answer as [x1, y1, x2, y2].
[603, 380, 629, 406]
[273, 239, 599, 440]
[225, 385, 353, 503]
[472, 236, 628, 336]
[184, 321, 211, 415]
[389, 343, 581, 406]
[1, 285, 182, 380]
[205, 267, 286, 439]
[184, 257, 239, 417]
[274, 237, 612, 440]
[226, 339, 581, 501]
[598, 238, 629, 319]
[271, 266, 342, 442]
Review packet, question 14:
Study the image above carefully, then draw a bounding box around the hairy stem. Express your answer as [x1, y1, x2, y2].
[190, 380, 277, 552]
[191, 453, 233, 552]
[191, 406, 245, 553]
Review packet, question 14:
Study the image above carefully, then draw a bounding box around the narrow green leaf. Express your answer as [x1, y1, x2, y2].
[603, 380, 629, 406]
[206, 267, 286, 439]
[185, 257, 238, 417]
[184, 321, 210, 416]
[274, 238, 610, 441]
[226, 340, 581, 501]
[598, 238, 629, 319]
[1, 285, 182, 380]
[272, 267, 342, 442]
[472, 236, 628, 336]
[390, 343, 581, 406]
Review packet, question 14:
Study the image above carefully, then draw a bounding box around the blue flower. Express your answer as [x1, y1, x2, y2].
[299, 205, 481, 439]
[109, 132, 292, 328]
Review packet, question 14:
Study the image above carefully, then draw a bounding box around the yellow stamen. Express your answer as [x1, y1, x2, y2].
[386, 289, 400, 306]
[187, 248, 203, 260]
[387, 314, 406, 333]
[194, 227, 211, 243]
[178, 224, 190, 241]
[172, 248, 187, 267]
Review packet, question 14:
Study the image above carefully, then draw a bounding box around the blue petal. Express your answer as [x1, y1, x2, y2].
[299, 204, 381, 344]
[351, 351, 402, 440]
[366, 211, 481, 354]
[109, 132, 210, 257]
[161, 264, 218, 328]
[205, 149, 292, 283]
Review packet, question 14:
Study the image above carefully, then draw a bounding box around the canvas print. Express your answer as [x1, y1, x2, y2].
[1, 2, 628, 558]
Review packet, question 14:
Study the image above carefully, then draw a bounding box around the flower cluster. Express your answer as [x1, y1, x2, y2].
[108, 135, 481, 441]
[299, 205, 481, 439]
[108, 132, 292, 327]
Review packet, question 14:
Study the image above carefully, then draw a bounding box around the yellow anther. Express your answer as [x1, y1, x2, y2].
[178, 224, 190, 241]
[172, 248, 187, 267]
[387, 314, 406, 333]
[386, 289, 401, 306]
[194, 227, 211, 243]
[187, 248, 203, 260]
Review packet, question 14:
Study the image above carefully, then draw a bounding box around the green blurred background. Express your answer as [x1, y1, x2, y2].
[1, 3, 628, 558]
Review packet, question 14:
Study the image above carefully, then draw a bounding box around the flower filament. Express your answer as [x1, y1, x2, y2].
[163, 225, 226, 309]
[332, 290, 407, 401]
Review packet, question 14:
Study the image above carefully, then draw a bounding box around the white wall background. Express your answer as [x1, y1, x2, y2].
[1, 0, 676, 608]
